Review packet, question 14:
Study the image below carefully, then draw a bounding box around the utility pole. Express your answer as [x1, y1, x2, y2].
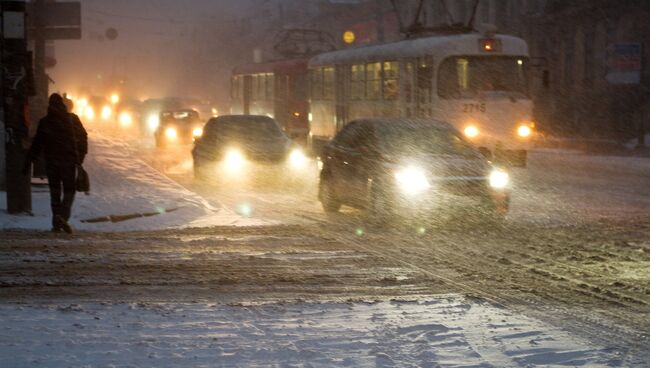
[1, 0, 32, 214]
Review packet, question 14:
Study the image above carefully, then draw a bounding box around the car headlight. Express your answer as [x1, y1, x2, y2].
[85, 106, 95, 120]
[192, 127, 203, 137]
[101, 105, 112, 120]
[165, 127, 178, 140]
[517, 124, 532, 138]
[224, 149, 245, 170]
[394, 166, 430, 195]
[288, 148, 307, 168]
[489, 169, 510, 189]
[147, 115, 160, 131]
[119, 112, 132, 127]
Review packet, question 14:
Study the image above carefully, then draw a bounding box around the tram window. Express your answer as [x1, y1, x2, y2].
[266, 74, 274, 101]
[417, 62, 433, 90]
[351, 64, 365, 100]
[437, 56, 530, 99]
[382, 61, 399, 101]
[323, 67, 335, 100]
[251, 75, 258, 100]
[311, 69, 324, 100]
[231, 76, 239, 99]
[366, 62, 382, 100]
[291, 74, 307, 99]
[404, 62, 414, 103]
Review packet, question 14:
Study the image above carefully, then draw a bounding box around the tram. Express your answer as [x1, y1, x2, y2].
[307, 30, 533, 165]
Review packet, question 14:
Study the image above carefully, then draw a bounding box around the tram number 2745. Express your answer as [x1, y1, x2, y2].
[462, 103, 486, 113]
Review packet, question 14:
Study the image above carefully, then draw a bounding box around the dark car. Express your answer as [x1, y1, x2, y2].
[318, 118, 511, 222]
[154, 109, 203, 148]
[192, 115, 308, 181]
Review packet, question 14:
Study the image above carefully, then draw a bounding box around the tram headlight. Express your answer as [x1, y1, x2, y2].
[489, 169, 510, 189]
[395, 166, 430, 195]
[165, 127, 178, 140]
[517, 124, 533, 138]
[464, 125, 479, 139]
[288, 148, 307, 168]
[192, 127, 203, 138]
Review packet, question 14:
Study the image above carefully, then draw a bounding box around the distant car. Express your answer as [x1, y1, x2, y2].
[115, 98, 142, 131]
[318, 118, 511, 222]
[83, 96, 113, 124]
[154, 109, 203, 148]
[191, 115, 308, 181]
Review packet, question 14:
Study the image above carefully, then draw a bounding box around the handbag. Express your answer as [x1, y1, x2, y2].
[70, 115, 90, 194]
[75, 164, 90, 193]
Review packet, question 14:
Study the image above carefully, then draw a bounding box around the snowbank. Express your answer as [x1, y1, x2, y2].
[0, 135, 266, 231]
[0, 296, 622, 367]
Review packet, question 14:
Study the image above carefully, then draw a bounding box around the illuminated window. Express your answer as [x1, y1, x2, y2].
[382, 61, 399, 100]
[404, 62, 414, 103]
[457, 58, 469, 91]
[323, 67, 335, 100]
[366, 62, 381, 100]
[351, 64, 365, 100]
[311, 69, 323, 100]
[265, 73, 274, 101]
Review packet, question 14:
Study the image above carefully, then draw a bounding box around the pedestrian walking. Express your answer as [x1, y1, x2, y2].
[25, 93, 88, 233]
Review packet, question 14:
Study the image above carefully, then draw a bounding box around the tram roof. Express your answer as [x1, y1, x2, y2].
[309, 33, 528, 67]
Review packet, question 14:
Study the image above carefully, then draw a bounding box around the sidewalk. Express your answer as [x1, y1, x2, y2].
[0, 134, 267, 232]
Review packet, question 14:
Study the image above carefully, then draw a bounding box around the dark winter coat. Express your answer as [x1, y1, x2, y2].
[29, 95, 88, 165]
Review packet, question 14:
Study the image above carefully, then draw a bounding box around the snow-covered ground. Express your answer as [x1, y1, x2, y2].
[0, 296, 622, 367]
[0, 135, 267, 231]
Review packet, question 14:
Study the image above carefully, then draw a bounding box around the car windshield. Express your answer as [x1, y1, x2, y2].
[437, 56, 529, 99]
[212, 117, 285, 139]
[161, 111, 199, 125]
[377, 125, 477, 157]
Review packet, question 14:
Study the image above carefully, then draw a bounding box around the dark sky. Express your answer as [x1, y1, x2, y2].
[51, 0, 254, 102]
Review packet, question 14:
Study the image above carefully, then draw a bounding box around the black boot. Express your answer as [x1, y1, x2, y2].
[55, 215, 73, 234]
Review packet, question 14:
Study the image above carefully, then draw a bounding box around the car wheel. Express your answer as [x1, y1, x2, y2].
[319, 177, 341, 213]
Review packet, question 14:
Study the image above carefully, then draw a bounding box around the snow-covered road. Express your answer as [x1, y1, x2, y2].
[0, 298, 622, 367]
[2, 134, 650, 366]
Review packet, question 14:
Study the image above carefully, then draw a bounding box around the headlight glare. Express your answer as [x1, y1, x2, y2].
[119, 112, 132, 127]
[85, 106, 95, 120]
[224, 149, 246, 170]
[394, 166, 430, 195]
[289, 148, 307, 168]
[464, 125, 479, 138]
[165, 127, 178, 140]
[517, 124, 532, 138]
[489, 169, 510, 189]
[101, 105, 112, 120]
[147, 115, 160, 131]
[192, 127, 203, 137]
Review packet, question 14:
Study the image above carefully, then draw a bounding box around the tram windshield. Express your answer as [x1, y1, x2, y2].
[437, 56, 529, 99]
